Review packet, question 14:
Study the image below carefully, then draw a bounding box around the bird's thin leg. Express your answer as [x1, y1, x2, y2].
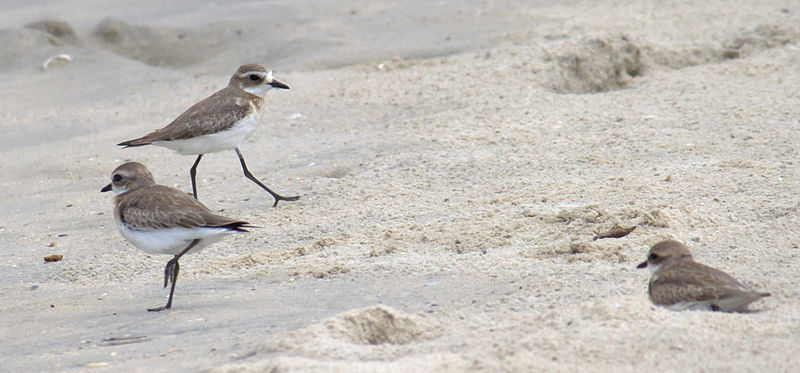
[235, 147, 299, 207]
[148, 239, 200, 312]
[161, 260, 171, 288]
[189, 154, 203, 200]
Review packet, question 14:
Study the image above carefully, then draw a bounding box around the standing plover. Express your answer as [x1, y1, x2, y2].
[637, 240, 770, 312]
[118, 64, 299, 207]
[102, 162, 253, 311]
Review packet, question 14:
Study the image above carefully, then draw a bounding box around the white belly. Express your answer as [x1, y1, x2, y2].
[155, 114, 262, 155]
[665, 301, 713, 312]
[663, 294, 761, 312]
[118, 223, 232, 255]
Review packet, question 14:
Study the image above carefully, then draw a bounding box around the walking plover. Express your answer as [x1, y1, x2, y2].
[118, 64, 299, 207]
[102, 162, 253, 311]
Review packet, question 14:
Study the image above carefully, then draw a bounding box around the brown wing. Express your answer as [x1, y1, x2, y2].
[650, 262, 754, 305]
[117, 185, 247, 230]
[118, 87, 262, 146]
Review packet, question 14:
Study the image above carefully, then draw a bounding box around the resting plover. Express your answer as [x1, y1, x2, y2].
[118, 64, 299, 207]
[102, 162, 253, 311]
[637, 240, 770, 312]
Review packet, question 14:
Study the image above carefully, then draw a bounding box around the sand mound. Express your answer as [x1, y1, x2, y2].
[519, 204, 677, 262]
[282, 304, 439, 349]
[93, 17, 235, 68]
[545, 34, 644, 94]
[543, 24, 798, 94]
[318, 304, 435, 345]
[24, 18, 79, 45]
[216, 305, 442, 371]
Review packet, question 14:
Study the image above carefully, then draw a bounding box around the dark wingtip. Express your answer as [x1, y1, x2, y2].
[117, 139, 151, 148]
[219, 221, 259, 232]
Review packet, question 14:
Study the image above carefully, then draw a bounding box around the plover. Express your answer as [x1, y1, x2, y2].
[637, 240, 770, 312]
[118, 64, 299, 207]
[101, 162, 253, 311]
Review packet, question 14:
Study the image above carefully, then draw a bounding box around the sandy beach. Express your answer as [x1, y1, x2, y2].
[1, 0, 799, 371]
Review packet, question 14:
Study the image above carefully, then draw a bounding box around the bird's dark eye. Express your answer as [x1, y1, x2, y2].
[113, 174, 122, 182]
[649, 253, 659, 261]
[249, 74, 260, 81]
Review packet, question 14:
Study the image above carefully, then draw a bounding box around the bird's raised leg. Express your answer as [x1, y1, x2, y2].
[235, 147, 299, 207]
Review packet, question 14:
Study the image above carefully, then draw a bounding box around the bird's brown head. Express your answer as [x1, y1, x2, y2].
[637, 240, 694, 272]
[229, 64, 289, 97]
[101, 162, 156, 195]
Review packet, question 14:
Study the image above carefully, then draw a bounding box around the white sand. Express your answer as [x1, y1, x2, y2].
[1, 0, 798, 371]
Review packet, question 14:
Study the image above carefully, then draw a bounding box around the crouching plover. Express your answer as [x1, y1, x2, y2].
[102, 162, 253, 311]
[117, 64, 299, 207]
[637, 240, 770, 312]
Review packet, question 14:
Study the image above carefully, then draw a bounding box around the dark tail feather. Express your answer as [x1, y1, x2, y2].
[214, 221, 258, 232]
[117, 138, 152, 148]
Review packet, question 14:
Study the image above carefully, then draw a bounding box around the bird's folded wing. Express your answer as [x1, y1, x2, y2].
[652, 264, 750, 304]
[138, 88, 258, 142]
[118, 186, 240, 230]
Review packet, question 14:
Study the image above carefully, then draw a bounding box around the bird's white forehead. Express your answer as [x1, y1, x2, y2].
[265, 69, 274, 82]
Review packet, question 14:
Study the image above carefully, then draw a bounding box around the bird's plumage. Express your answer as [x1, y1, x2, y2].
[115, 184, 249, 231]
[103, 162, 251, 256]
[102, 161, 253, 310]
[117, 86, 263, 148]
[638, 240, 770, 312]
[115, 64, 298, 206]
[648, 260, 769, 311]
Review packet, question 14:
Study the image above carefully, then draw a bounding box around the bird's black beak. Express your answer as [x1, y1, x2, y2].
[636, 260, 648, 269]
[101, 184, 112, 193]
[270, 79, 289, 89]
